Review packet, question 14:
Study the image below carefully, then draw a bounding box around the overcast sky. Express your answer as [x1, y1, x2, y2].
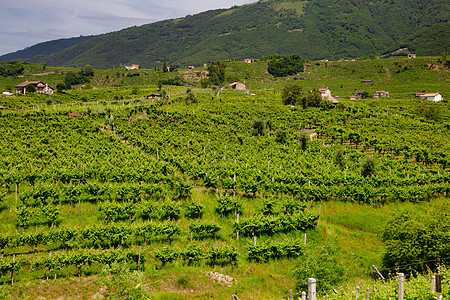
[0, 0, 256, 56]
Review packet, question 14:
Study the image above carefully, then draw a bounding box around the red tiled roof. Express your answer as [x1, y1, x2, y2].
[15, 81, 42, 88]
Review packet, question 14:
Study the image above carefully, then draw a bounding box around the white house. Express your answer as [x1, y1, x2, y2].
[318, 88, 339, 104]
[420, 93, 442, 102]
[125, 64, 140, 70]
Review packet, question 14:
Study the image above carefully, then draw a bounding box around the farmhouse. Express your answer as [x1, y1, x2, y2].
[420, 93, 442, 102]
[229, 82, 247, 90]
[415, 92, 426, 98]
[125, 64, 140, 70]
[244, 59, 256, 64]
[408, 54, 417, 59]
[15, 81, 54, 95]
[373, 91, 389, 98]
[318, 88, 339, 104]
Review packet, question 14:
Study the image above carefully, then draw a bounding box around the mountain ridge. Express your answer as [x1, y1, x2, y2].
[1, 0, 449, 69]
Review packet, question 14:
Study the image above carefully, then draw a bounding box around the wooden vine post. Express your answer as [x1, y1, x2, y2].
[398, 273, 404, 300]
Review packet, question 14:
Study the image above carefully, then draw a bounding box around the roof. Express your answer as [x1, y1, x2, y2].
[422, 93, 440, 97]
[15, 81, 42, 88]
[37, 83, 46, 88]
[230, 82, 245, 86]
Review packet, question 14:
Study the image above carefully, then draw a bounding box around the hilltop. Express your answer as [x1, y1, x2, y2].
[1, 0, 449, 69]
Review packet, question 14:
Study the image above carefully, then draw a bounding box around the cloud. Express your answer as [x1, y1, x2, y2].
[0, 0, 256, 56]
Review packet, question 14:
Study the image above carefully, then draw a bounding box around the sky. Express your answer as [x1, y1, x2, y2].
[0, 0, 256, 56]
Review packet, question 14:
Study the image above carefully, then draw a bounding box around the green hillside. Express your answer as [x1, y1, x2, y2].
[0, 57, 449, 299]
[4, 0, 449, 69]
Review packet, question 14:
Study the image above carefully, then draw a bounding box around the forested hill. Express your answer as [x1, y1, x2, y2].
[3, 0, 449, 69]
[0, 35, 94, 61]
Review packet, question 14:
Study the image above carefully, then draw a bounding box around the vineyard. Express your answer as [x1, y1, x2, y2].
[0, 57, 449, 299]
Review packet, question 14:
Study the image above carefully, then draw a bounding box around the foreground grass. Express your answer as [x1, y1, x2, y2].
[2, 199, 445, 299]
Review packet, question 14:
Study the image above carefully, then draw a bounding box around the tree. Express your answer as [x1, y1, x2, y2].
[267, 54, 304, 77]
[306, 90, 322, 108]
[207, 61, 226, 85]
[185, 88, 197, 105]
[282, 82, 303, 106]
[299, 130, 308, 150]
[333, 147, 345, 169]
[0, 61, 24, 76]
[26, 84, 36, 94]
[252, 118, 265, 136]
[275, 128, 287, 143]
[361, 155, 376, 177]
[80, 65, 94, 77]
[56, 83, 66, 93]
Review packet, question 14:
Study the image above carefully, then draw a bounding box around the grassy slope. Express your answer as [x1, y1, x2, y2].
[0, 58, 448, 299]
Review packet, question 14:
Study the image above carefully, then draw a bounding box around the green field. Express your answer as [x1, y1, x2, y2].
[0, 57, 449, 299]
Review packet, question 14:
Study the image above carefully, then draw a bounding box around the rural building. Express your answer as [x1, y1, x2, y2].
[354, 91, 364, 97]
[373, 91, 390, 98]
[349, 96, 359, 100]
[415, 92, 426, 98]
[244, 59, 256, 64]
[188, 66, 195, 70]
[361, 80, 372, 83]
[15, 81, 54, 95]
[229, 82, 247, 90]
[420, 93, 442, 102]
[408, 54, 417, 59]
[125, 64, 140, 70]
[318, 88, 339, 104]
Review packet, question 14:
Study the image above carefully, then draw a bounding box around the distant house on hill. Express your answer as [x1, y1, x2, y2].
[374, 91, 389, 98]
[354, 91, 364, 97]
[318, 88, 339, 104]
[420, 93, 442, 102]
[349, 96, 359, 100]
[244, 59, 256, 64]
[408, 54, 417, 59]
[229, 82, 246, 90]
[415, 92, 426, 98]
[15, 81, 53, 95]
[125, 64, 140, 70]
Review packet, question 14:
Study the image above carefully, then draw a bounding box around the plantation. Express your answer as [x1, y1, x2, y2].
[0, 57, 449, 299]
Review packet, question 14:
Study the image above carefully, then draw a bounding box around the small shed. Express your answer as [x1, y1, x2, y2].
[420, 93, 442, 102]
[229, 82, 246, 90]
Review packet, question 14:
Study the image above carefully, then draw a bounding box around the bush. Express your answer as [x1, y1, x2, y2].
[293, 240, 345, 294]
[361, 155, 376, 177]
[275, 128, 287, 143]
[382, 202, 450, 274]
[252, 118, 265, 136]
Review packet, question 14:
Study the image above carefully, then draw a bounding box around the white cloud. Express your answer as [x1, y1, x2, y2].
[0, 0, 256, 55]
